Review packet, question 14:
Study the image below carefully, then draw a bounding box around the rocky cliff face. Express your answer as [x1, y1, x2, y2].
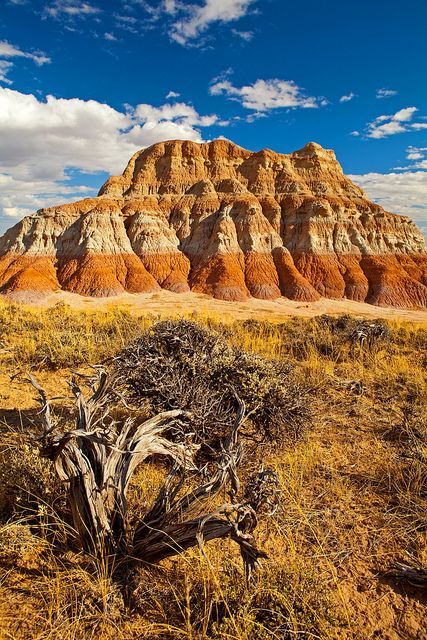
[1, 139, 426, 307]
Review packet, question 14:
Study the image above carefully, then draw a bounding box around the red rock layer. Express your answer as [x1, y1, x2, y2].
[272, 248, 320, 302]
[57, 254, 160, 297]
[138, 253, 190, 293]
[293, 253, 346, 299]
[244, 252, 281, 300]
[0, 139, 426, 308]
[0, 254, 59, 295]
[360, 256, 427, 308]
[190, 253, 249, 301]
[337, 255, 369, 303]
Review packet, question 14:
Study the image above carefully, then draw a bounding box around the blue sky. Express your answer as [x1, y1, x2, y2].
[0, 0, 426, 236]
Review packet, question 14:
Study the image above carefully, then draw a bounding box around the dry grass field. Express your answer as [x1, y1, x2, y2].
[0, 300, 426, 640]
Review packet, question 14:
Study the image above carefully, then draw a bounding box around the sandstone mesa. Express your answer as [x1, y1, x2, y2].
[0, 139, 426, 308]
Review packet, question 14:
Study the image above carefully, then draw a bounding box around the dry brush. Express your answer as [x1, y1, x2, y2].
[22, 320, 306, 592]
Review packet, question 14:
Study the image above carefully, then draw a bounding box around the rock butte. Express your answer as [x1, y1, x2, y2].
[0, 139, 426, 308]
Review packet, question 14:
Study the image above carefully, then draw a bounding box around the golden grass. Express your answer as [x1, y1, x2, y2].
[0, 300, 426, 639]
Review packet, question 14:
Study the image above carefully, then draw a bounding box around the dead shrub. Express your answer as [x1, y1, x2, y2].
[113, 319, 311, 449]
[317, 315, 391, 350]
[238, 316, 392, 365]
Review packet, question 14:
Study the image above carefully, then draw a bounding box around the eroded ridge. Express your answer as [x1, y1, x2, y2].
[0, 139, 426, 307]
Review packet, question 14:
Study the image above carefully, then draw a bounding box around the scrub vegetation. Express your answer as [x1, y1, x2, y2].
[0, 301, 426, 639]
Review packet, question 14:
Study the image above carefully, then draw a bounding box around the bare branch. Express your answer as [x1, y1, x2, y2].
[25, 326, 281, 582]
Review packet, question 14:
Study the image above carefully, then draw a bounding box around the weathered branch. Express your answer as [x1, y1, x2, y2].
[29, 372, 198, 554]
[388, 562, 427, 590]
[28, 368, 278, 580]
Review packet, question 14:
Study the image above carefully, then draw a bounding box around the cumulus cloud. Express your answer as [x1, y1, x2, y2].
[0, 175, 94, 216]
[339, 92, 356, 103]
[407, 146, 427, 161]
[0, 87, 222, 230]
[395, 146, 427, 170]
[170, 0, 256, 44]
[134, 101, 219, 127]
[0, 175, 96, 235]
[209, 77, 320, 111]
[0, 88, 132, 180]
[166, 90, 181, 99]
[364, 107, 427, 139]
[376, 88, 398, 99]
[407, 147, 425, 161]
[350, 171, 427, 237]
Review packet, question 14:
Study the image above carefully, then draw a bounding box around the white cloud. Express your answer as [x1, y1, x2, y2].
[169, 0, 256, 45]
[370, 120, 407, 138]
[340, 92, 356, 103]
[231, 28, 253, 41]
[398, 146, 427, 170]
[132, 1, 256, 44]
[104, 32, 118, 41]
[376, 88, 398, 99]
[0, 61, 13, 84]
[166, 90, 181, 99]
[0, 174, 96, 235]
[165, 0, 177, 13]
[115, 13, 136, 22]
[209, 77, 319, 111]
[129, 0, 257, 41]
[364, 107, 427, 139]
[0, 41, 51, 66]
[0, 41, 51, 84]
[114, 13, 138, 32]
[44, 1, 101, 19]
[393, 107, 418, 122]
[134, 101, 219, 127]
[0, 87, 220, 178]
[350, 171, 427, 238]
[407, 146, 427, 158]
[0, 87, 222, 230]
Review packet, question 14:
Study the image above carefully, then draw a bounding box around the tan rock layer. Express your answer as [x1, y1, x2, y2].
[0, 139, 426, 308]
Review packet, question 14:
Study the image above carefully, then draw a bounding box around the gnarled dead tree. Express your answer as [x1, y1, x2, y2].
[28, 369, 279, 580]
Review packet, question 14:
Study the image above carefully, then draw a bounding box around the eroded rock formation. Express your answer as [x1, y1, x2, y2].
[0, 139, 426, 307]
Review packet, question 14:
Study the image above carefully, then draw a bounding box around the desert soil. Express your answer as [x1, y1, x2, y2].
[16, 290, 427, 323]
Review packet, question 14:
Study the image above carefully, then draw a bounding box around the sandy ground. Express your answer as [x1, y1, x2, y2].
[14, 289, 427, 323]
